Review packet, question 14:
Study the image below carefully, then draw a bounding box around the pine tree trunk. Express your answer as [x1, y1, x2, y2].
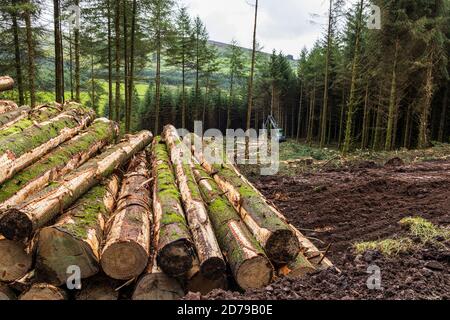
[385, 40, 399, 151]
[373, 88, 383, 150]
[361, 82, 370, 149]
[0, 131, 152, 241]
[296, 82, 303, 140]
[0, 103, 95, 185]
[0, 119, 118, 209]
[403, 102, 412, 148]
[0, 235, 33, 282]
[190, 138, 300, 265]
[0, 106, 31, 130]
[154, 35, 162, 134]
[54, 0, 63, 103]
[114, 0, 121, 123]
[227, 73, 234, 129]
[0, 76, 14, 93]
[151, 138, 195, 277]
[24, 4, 36, 107]
[193, 166, 273, 290]
[19, 283, 67, 300]
[163, 125, 225, 280]
[418, 55, 435, 149]
[123, 0, 129, 132]
[0, 102, 63, 138]
[11, 5, 24, 105]
[127, 0, 137, 132]
[101, 152, 152, 280]
[35, 175, 121, 286]
[74, 0, 80, 102]
[246, 0, 258, 131]
[438, 83, 448, 142]
[107, 0, 113, 118]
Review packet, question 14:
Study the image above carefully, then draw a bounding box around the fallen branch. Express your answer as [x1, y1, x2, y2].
[0, 106, 31, 130]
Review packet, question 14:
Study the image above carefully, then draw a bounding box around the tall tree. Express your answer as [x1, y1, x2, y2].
[53, 0, 64, 103]
[24, 0, 36, 107]
[246, 0, 258, 131]
[192, 16, 209, 121]
[226, 40, 245, 129]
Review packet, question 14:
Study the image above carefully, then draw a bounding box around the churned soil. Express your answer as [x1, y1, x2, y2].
[188, 159, 450, 300]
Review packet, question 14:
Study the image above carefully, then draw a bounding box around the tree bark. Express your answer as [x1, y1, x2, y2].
[418, 54, 435, 149]
[53, 0, 63, 103]
[107, 0, 113, 118]
[74, 0, 80, 102]
[0, 76, 14, 92]
[278, 252, 316, 279]
[101, 152, 152, 280]
[193, 166, 273, 290]
[34, 174, 121, 286]
[0, 131, 152, 241]
[123, 0, 129, 133]
[190, 138, 300, 265]
[361, 82, 370, 149]
[296, 82, 303, 140]
[19, 283, 67, 300]
[163, 125, 225, 280]
[0, 102, 62, 138]
[246, 0, 258, 131]
[114, 0, 121, 123]
[385, 39, 399, 151]
[438, 84, 448, 142]
[0, 103, 95, 185]
[154, 34, 162, 134]
[127, 0, 137, 132]
[11, 3, 25, 106]
[151, 138, 195, 277]
[0, 235, 33, 282]
[0, 106, 31, 130]
[24, 3, 36, 107]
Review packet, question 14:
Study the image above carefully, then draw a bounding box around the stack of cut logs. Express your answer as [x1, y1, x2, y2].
[0, 76, 333, 300]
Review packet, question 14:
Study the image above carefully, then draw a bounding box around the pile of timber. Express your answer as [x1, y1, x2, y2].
[0, 97, 334, 301]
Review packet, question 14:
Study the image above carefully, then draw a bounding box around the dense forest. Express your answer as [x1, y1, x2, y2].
[0, 0, 449, 152]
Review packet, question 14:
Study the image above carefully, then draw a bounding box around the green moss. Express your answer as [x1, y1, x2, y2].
[354, 238, 414, 256]
[0, 121, 115, 203]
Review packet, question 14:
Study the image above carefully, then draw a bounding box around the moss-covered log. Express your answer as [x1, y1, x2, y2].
[19, 283, 67, 300]
[34, 175, 121, 286]
[0, 106, 31, 130]
[0, 118, 119, 209]
[0, 235, 33, 282]
[182, 257, 228, 295]
[75, 276, 119, 300]
[0, 76, 14, 92]
[0, 100, 18, 114]
[278, 252, 316, 279]
[190, 140, 299, 265]
[0, 103, 62, 139]
[151, 138, 195, 277]
[163, 125, 225, 280]
[101, 152, 152, 280]
[193, 166, 274, 290]
[0, 283, 16, 300]
[0, 131, 153, 241]
[0, 102, 96, 185]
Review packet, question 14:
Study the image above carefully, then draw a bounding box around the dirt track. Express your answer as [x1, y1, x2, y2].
[190, 159, 450, 300]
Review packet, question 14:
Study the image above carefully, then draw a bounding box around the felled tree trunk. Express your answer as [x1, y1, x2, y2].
[0, 118, 119, 209]
[35, 175, 121, 286]
[0, 235, 33, 282]
[75, 276, 119, 300]
[193, 166, 274, 290]
[0, 101, 18, 114]
[19, 283, 67, 300]
[0, 283, 16, 300]
[8, 270, 36, 293]
[278, 252, 316, 279]
[0, 106, 31, 130]
[151, 138, 195, 277]
[0, 102, 96, 185]
[0, 131, 153, 241]
[163, 125, 225, 280]
[191, 139, 299, 265]
[101, 152, 152, 280]
[0, 76, 14, 92]
[0, 103, 62, 139]
[183, 257, 228, 296]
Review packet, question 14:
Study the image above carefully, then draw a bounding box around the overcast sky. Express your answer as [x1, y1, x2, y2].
[180, 0, 338, 56]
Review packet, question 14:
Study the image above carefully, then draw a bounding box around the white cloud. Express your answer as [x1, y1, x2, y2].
[180, 0, 333, 57]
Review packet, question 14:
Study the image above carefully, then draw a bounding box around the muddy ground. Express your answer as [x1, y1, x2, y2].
[188, 159, 450, 300]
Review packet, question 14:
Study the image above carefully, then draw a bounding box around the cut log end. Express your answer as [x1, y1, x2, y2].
[35, 227, 99, 286]
[0, 209, 32, 241]
[236, 256, 273, 290]
[266, 229, 300, 265]
[0, 237, 33, 282]
[200, 257, 227, 281]
[157, 240, 194, 277]
[75, 277, 119, 300]
[186, 271, 227, 296]
[19, 283, 67, 300]
[101, 242, 148, 280]
[132, 273, 184, 300]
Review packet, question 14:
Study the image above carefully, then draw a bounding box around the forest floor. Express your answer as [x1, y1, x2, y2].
[187, 142, 450, 300]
